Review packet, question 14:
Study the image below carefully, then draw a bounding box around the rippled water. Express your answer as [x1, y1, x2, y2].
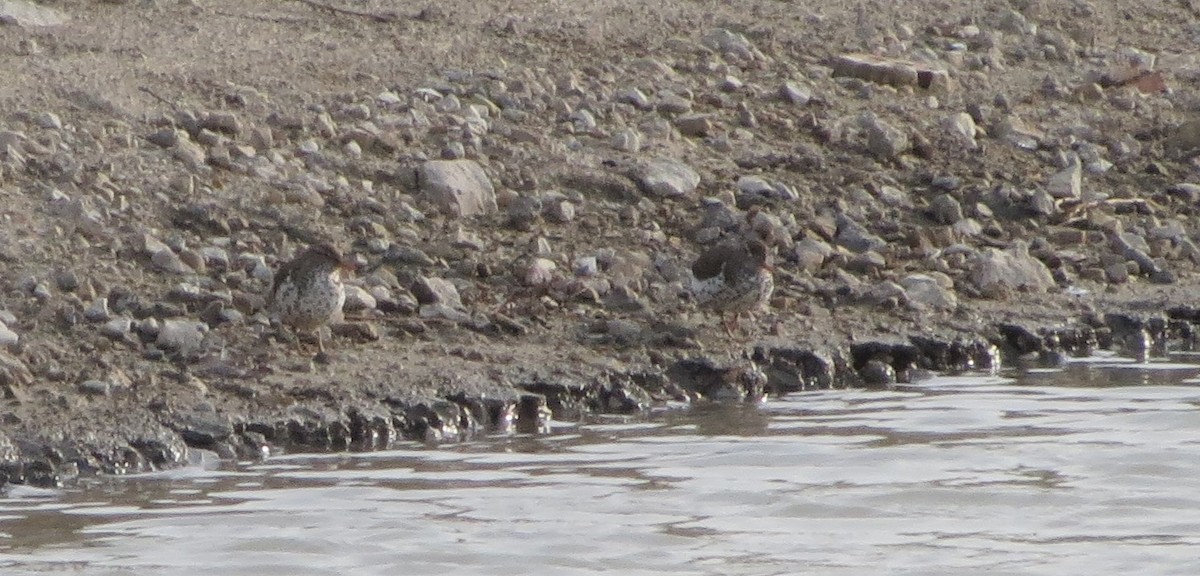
[4, 351, 1200, 575]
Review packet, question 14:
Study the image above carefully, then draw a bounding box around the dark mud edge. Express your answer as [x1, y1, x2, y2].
[3, 308, 1199, 489]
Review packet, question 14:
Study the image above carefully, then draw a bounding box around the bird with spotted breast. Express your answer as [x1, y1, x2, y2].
[269, 242, 355, 356]
[690, 233, 775, 336]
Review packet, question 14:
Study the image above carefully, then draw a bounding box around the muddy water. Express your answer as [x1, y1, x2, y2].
[4, 351, 1200, 575]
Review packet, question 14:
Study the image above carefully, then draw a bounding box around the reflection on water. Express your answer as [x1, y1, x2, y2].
[3, 351, 1200, 575]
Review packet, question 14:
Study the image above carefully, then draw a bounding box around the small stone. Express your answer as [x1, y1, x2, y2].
[54, 269, 79, 292]
[343, 285, 377, 312]
[100, 317, 132, 339]
[84, 298, 111, 322]
[636, 159, 700, 198]
[574, 256, 599, 277]
[930, 193, 964, 224]
[611, 129, 642, 152]
[1104, 262, 1130, 284]
[779, 81, 811, 105]
[793, 238, 832, 272]
[173, 139, 207, 171]
[861, 113, 909, 160]
[524, 258, 558, 286]
[901, 274, 958, 310]
[544, 200, 576, 223]
[835, 214, 887, 253]
[0, 322, 17, 349]
[1046, 154, 1083, 199]
[615, 87, 651, 110]
[943, 112, 978, 149]
[701, 28, 762, 61]
[78, 379, 112, 396]
[656, 91, 693, 114]
[675, 114, 713, 137]
[416, 159, 498, 218]
[859, 360, 897, 388]
[156, 319, 207, 354]
[152, 248, 193, 274]
[410, 276, 464, 308]
[34, 112, 62, 129]
[969, 242, 1056, 297]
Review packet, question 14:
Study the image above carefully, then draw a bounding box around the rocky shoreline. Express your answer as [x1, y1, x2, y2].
[3, 0, 1200, 487]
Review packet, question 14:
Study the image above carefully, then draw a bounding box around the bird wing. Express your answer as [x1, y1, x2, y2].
[269, 260, 296, 303]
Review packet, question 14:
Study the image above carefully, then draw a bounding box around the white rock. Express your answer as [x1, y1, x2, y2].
[84, 297, 111, 322]
[100, 317, 132, 339]
[574, 256, 599, 277]
[525, 258, 558, 286]
[969, 242, 1055, 297]
[156, 319, 207, 353]
[1046, 154, 1082, 199]
[637, 159, 700, 198]
[901, 274, 959, 310]
[418, 159, 498, 218]
[152, 248, 193, 274]
[0, 321, 17, 348]
[943, 112, 978, 150]
[343, 285, 377, 312]
[0, 0, 69, 26]
[411, 276, 464, 308]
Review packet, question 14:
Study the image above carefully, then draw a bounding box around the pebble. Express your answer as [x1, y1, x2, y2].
[0, 321, 17, 348]
[636, 159, 700, 198]
[861, 113, 909, 160]
[343, 285, 377, 312]
[410, 276, 464, 308]
[930, 193, 964, 224]
[84, 298, 111, 322]
[611, 129, 642, 152]
[417, 159, 498, 217]
[524, 258, 558, 286]
[834, 214, 887, 253]
[156, 319, 207, 354]
[78, 379, 112, 396]
[779, 82, 811, 105]
[152, 248, 193, 274]
[901, 274, 959, 310]
[1046, 154, 1082, 199]
[943, 112, 978, 149]
[969, 242, 1056, 297]
[100, 317, 132, 339]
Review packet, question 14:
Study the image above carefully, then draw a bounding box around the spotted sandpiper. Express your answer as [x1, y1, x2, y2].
[690, 236, 774, 336]
[269, 242, 355, 355]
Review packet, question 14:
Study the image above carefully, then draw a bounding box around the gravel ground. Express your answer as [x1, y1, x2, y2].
[2, 0, 1200, 485]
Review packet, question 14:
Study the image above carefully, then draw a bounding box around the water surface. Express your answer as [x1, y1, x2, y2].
[3, 351, 1200, 575]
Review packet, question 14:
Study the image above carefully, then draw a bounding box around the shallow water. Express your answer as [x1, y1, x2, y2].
[4, 351, 1200, 575]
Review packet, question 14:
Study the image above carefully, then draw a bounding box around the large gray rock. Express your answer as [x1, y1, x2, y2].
[1046, 154, 1082, 199]
[156, 319, 207, 354]
[861, 113, 909, 160]
[0, 321, 16, 348]
[969, 242, 1055, 297]
[834, 214, 887, 253]
[0, 0, 67, 27]
[418, 160, 498, 218]
[636, 159, 700, 198]
[901, 273, 958, 310]
[411, 276, 464, 309]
